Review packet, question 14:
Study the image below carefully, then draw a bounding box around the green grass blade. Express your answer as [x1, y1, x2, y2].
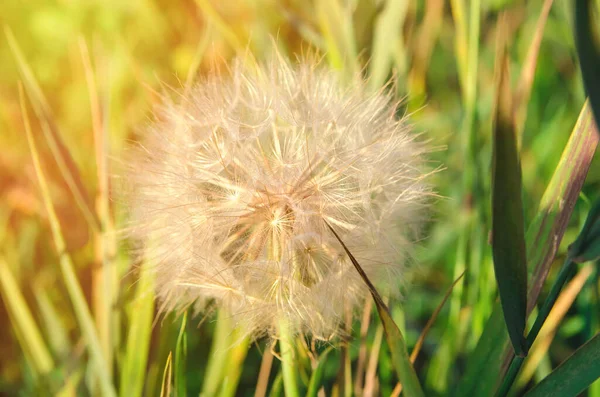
[159, 353, 173, 397]
[407, 0, 444, 106]
[325, 221, 425, 397]
[315, 0, 358, 78]
[491, 26, 528, 357]
[575, 0, 600, 131]
[79, 39, 117, 375]
[119, 260, 155, 397]
[56, 369, 83, 397]
[20, 85, 116, 397]
[268, 371, 283, 397]
[193, 0, 244, 53]
[368, 0, 410, 90]
[449, 0, 468, 96]
[33, 284, 70, 358]
[217, 333, 250, 397]
[200, 310, 233, 396]
[174, 312, 188, 397]
[6, 27, 100, 233]
[0, 257, 54, 376]
[306, 347, 334, 397]
[524, 103, 597, 309]
[455, 102, 599, 396]
[524, 332, 600, 397]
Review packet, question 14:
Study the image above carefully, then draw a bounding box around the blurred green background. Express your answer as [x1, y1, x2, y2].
[1, 0, 599, 396]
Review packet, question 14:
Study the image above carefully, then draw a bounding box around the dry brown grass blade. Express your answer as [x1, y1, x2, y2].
[362, 322, 384, 397]
[518, 264, 594, 386]
[514, 0, 555, 138]
[407, 0, 444, 105]
[411, 271, 466, 362]
[353, 298, 373, 395]
[254, 349, 274, 397]
[390, 271, 466, 397]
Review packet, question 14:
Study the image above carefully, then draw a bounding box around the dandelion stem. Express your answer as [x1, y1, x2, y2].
[269, 225, 300, 397]
[278, 318, 300, 397]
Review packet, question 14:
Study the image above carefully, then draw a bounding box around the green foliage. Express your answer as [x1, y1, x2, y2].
[491, 25, 528, 357]
[1, 0, 600, 396]
[525, 332, 600, 397]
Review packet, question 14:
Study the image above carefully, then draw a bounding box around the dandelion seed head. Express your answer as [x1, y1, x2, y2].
[122, 53, 431, 339]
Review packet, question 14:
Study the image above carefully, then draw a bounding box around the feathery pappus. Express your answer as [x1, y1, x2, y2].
[121, 53, 431, 339]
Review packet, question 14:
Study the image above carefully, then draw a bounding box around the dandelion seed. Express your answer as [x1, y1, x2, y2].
[122, 53, 431, 339]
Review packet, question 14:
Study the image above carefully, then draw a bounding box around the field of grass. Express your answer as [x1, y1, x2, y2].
[1, 0, 599, 396]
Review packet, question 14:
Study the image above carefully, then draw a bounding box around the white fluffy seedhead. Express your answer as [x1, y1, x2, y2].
[122, 54, 430, 340]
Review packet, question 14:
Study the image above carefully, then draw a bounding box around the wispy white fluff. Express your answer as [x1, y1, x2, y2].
[122, 54, 430, 339]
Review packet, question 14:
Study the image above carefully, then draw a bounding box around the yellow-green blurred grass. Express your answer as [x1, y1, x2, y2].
[0, 1, 300, 391]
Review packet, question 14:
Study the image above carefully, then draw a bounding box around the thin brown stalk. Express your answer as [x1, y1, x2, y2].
[514, 0, 555, 139]
[362, 323, 384, 397]
[254, 349, 274, 397]
[391, 271, 465, 397]
[518, 264, 594, 386]
[353, 298, 373, 395]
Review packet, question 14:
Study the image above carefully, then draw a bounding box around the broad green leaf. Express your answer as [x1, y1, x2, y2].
[175, 312, 188, 397]
[306, 347, 334, 397]
[491, 30, 528, 357]
[455, 102, 599, 396]
[525, 332, 600, 397]
[119, 260, 155, 397]
[325, 222, 425, 397]
[575, 0, 600, 132]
